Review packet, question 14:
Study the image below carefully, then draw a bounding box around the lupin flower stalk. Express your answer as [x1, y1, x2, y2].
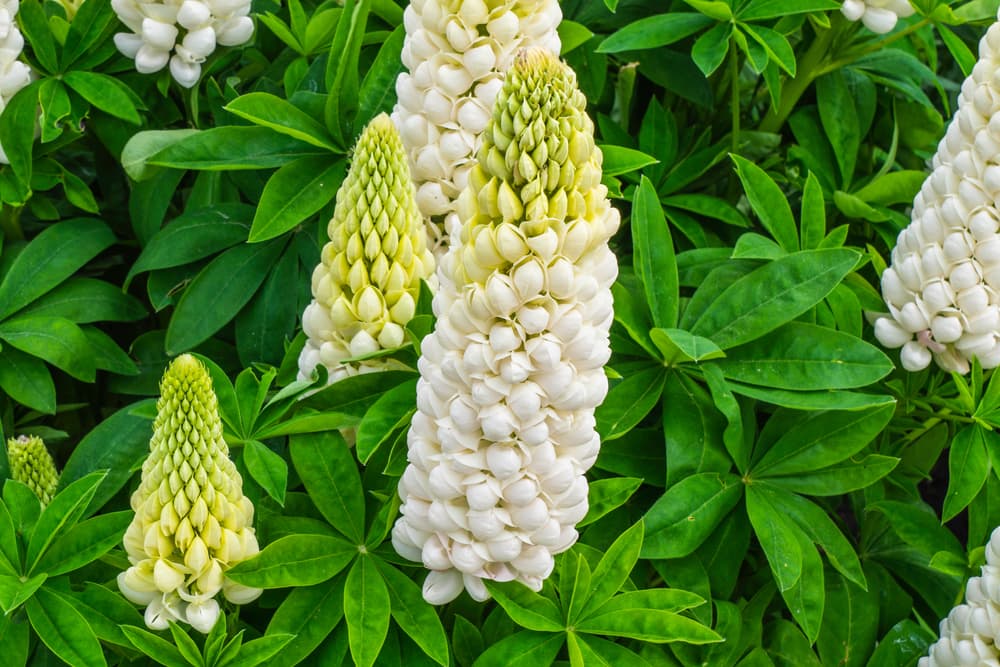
[0, 0, 34, 164]
[392, 0, 561, 255]
[840, 0, 914, 33]
[118, 354, 262, 633]
[6, 435, 59, 506]
[298, 113, 436, 386]
[919, 526, 1000, 666]
[392, 48, 620, 605]
[111, 0, 254, 88]
[872, 10, 1000, 374]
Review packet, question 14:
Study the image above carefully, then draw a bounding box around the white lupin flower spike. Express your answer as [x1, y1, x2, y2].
[298, 113, 436, 387]
[919, 525, 1000, 666]
[393, 48, 620, 605]
[840, 0, 914, 33]
[872, 9, 1000, 374]
[391, 0, 562, 257]
[118, 354, 262, 632]
[111, 0, 253, 87]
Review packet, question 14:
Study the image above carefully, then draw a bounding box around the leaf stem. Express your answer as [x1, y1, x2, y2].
[729, 40, 740, 154]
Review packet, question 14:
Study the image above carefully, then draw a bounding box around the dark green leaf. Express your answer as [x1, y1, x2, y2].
[26, 586, 105, 667]
[642, 473, 743, 559]
[632, 176, 678, 329]
[227, 534, 356, 588]
[225, 92, 337, 150]
[150, 127, 325, 171]
[267, 578, 347, 667]
[596, 366, 666, 440]
[746, 485, 802, 591]
[472, 631, 563, 667]
[249, 156, 345, 242]
[0, 347, 55, 413]
[579, 477, 642, 527]
[374, 561, 449, 666]
[244, 440, 289, 506]
[597, 13, 713, 52]
[290, 431, 365, 542]
[485, 581, 564, 633]
[63, 71, 141, 124]
[32, 510, 131, 576]
[345, 557, 391, 667]
[0, 316, 96, 381]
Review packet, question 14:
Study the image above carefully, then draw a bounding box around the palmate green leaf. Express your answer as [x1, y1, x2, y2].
[663, 371, 730, 484]
[63, 71, 142, 124]
[746, 485, 802, 591]
[0, 346, 55, 413]
[485, 580, 564, 632]
[31, 510, 131, 576]
[4, 481, 40, 542]
[165, 239, 285, 354]
[472, 631, 564, 667]
[713, 322, 892, 390]
[243, 440, 289, 506]
[688, 248, 859, 349]
[942, 425, 993, 521]
[60, 399, 155, 516]
[248, 156, 346, 242]
[268, 578, 347, 667]
[0, 316, 96, 381]
[25, 471, 106, 571]
[0, 613, 28, 667]
[167, 622, 202, 667]
[27, 586, 106, 667]
[0, 218, 115, 320]
[578, 477, 642, 527]
[632, 176, 678, 329]
[596, 12, 712, 52]
[126, 204, 253, 283]
[567, 633, 652, 667]
[356, 379, 417, 464]
[227, 534, 356, 588]
[60, 0, 116, 67]
[560, 551, 592, 625]
[595, 365, 666, 441]
[817, 571, 878, 667]
[579, 521, 644, 619]
[290, 431, 366, 542]
[345, 557, 391, 667]
[0, 573, 46, 612]
[641, 473, 743, 559]
[701, 363, 748, 472]
[864, 620, 933, 667]
[120, 625, 190, 667]
[149, 126, 326, 171]
[356, 26, 406, 130]
[576, 608, 720, 644]
[731, 155, 798, 252]
[780, 527, 824, 643]
[225, 92, 337, 150]
[374, 561, 448, 666]
[765, 454, 898, 497]
[752, 404, 894, 476]
[16, 278, 145, 323]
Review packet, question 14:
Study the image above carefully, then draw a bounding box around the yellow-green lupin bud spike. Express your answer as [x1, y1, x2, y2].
[118, 354, 261, 633]
[6, 435, 59, 506]
[298, 112, 436, 386]
[393, 49, 620, 605]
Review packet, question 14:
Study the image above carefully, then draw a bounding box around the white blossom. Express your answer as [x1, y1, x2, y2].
[392, 0, 561, 256]
[111, 0, 252, 88]
[873, 13, 1000, 374]
[0, 0, 32, 165]
[840, 0, 914, 33]
[919, 526, 1000, 666]
[393, 49, 619, 605]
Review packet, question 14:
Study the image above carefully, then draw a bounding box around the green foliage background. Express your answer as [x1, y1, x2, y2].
[0, 0, 998, 664]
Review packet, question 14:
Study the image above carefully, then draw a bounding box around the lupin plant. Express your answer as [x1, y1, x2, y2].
[392, 0, 561, 254]
[111, 0, 254, 87]
[0, 0, 32, 164]
[919, 526, 1000, 665]
[6, 434, 59, 505]
[392, 48, 619, 605]
[839, 0, 914, 33]
[117, 354, 262, 633]
[872, 8, 1000, 374]
[298, 112, 436, 386]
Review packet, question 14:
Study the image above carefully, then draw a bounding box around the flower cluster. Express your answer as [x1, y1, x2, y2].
[392, 48, 619, 605]
[920, 526, 1000, 666]
[0, 0, 33, 164]
[298, 113, 436, 386]
[6, 435, 59, 506]
[118, 354, 261, 633]
[840, 0, 914, 33]
[872, 15, 1000, 374]
[392, 0, 561, 254]
[111, 0, 254, 88]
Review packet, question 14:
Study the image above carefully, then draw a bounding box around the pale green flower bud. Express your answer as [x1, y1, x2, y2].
[873, 11, 1000, 374]
[119, 354, 262, 633]
[393, 0, 561, 255]
[394, 49, 620, 604]
[299, 113, 436, 386]
[7, 435, 59, 506]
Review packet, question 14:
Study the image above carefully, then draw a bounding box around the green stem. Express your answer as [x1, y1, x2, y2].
[817, 18, 931, 76]
[0, 203, 23, 241]
[729, 41, 740, 155]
